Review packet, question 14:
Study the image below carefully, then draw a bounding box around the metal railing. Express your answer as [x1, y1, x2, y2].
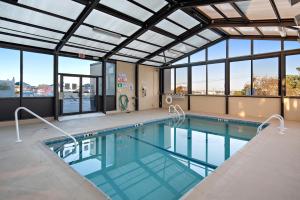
[256, 114, 286, 135]
[168, 104, 185, 126]
[15, 107, 77, 145]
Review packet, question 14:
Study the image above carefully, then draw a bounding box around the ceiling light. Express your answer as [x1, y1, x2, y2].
[279, 27, 287, 37]
[167, 49, 181, 56]
[92, 27, 122, 39]
[295, 14, 300, 26]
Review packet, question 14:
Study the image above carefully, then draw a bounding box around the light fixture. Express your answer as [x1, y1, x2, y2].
[166, 49, 181, 56]
[92, 27, 122, 39]
[295, 14, 300, 26]
[279, 27, 287, 37]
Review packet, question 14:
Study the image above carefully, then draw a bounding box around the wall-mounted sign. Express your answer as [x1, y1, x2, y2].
[117, 73, 128, 88]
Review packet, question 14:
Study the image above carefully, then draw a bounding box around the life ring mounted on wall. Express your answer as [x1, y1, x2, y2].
[165, 95, 173, 105]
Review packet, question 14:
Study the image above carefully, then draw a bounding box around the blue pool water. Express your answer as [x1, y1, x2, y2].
[46, 115, 263, 200]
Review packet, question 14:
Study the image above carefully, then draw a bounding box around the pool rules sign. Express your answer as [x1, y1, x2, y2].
[117, 73, 127, 89]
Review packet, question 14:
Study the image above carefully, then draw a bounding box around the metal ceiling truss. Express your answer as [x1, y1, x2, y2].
[0, 0, 298, 66]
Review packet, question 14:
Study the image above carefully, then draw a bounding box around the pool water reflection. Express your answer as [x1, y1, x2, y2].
[47, 116, 260, 200]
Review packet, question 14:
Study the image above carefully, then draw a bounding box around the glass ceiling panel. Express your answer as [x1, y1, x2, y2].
[118, 48, 149, 58]
[62, 46, 105, 58]
[134, 0, 167, 12]
[184, 36, 208, 47]
[274, 0, 300, 19]
[111, 55, 139, 63]
[258, 27, 281, 36]
[0, 33, 56, 49]
[151, 56, 172, 63]
[197, 5, 223, 19]
[215, 3, 241, 18]
[236, 0, 276, 20]
[84, 10, 140, 36]
[199, 29, 221, 41]
[171, 43, 195, 53]
[68, 36, 115, 51]
[155, 19, 186, 36]
[0, 20, 64, 41]
[126, 40, 160, 53]
[167, 10, 199, 29]
[0, 2, 73, 32]
[18, 0, 85, 20]
[159, 50, 183, 58]
[142, 61, 162, 66]
[74, 25, 126, 45]
[220, 27, 240, 35]
[100, 0, 152, 22]
[237, 27, 260, 35]
[285, 28, 299, 36]
[138, 30, 174, 46]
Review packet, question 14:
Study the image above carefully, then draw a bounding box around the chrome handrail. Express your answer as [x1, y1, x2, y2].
[15, 107, 77, 145]
[257, 114, 286, 135]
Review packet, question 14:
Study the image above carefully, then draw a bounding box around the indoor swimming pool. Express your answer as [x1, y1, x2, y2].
[46, 115, 265, 200]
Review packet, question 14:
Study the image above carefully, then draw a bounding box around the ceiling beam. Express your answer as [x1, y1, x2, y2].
[55, 0, 101, 52]
[269, 0, 282, 23]
[230, 35, 298, 40]
[103, 3, 178, 59]
[209, 19, 296, 28]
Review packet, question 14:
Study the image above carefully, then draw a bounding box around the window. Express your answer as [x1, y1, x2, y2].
[173, 57, 188, 65]
[253, 57, 278, 96]
[207, 63, 225, 95]
[59, 56, 100, 75]
[253, 40, 281, 54]
[192, 65, 206, 94]
[176, 67, 188, 94]
[164, 68, 174, 94]
[190, 50, 206, 63]
[208, 40, 226, 60]
[229, 39, 251, 57]
[106, 62, 115, 96]
[0, 48, 20, 97]
[23, 52, 53, 97]
[286, 54, 300, 96]
[230, 60, 251, 95]
[284, 41, 300, 51]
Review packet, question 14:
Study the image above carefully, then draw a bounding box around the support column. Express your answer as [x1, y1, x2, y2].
[54, 53, 59, 120]
[135, 64, 139, 111]
[225, 39, 229, 114]
[280, 40, 285, 117]
[102, 60, 107, 114]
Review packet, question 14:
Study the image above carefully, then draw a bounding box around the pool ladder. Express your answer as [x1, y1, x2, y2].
[256, 114, 286, 135]
[15, 107, 77, 145]
[168, 104, 185, 126]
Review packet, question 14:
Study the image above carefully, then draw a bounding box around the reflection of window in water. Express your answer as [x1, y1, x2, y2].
[65, 83, 70, 90]
[72, 84, 77, 90]
[84, 145, 89, 151]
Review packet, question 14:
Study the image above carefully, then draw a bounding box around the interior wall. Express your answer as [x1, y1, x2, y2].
[190, 96, 226, 115]
[228, 97, 280, 118]
[139, 65, 159, 110]
[116, 61, 136, 112]
[284, 98, 300, 121]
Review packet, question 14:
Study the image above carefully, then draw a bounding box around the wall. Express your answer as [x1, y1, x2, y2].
[228, 97, 280, 118]
[162, 95, 188, 110]
[138, 65, 159, 110]
[190, 96, 226, 115]
[116, 61, 136, 112]
[284, 98, 300, 121]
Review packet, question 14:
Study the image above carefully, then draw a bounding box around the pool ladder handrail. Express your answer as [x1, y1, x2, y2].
[168, 104, 185, 126]
[256, 114, 286, 135]
[15, 107, 77, 145]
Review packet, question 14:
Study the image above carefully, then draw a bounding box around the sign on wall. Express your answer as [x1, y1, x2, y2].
[117, 73, 128, 88]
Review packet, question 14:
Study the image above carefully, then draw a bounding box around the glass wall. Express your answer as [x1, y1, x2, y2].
[286, 54, 300, 96]
[253, 57, 278, 96]
[0, 48, 20, 97]
[23, 52, 54, 97]
[175, 67, 188, 94]
[192, 65, 206, 94]
[167, 38, 300, 98]
[106, 62, 116, 96]
[230, 60, 251, 95]
[207, 63, 225, 95]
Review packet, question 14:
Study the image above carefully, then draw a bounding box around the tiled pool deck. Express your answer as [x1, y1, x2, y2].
[0, 109, 299, 200]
